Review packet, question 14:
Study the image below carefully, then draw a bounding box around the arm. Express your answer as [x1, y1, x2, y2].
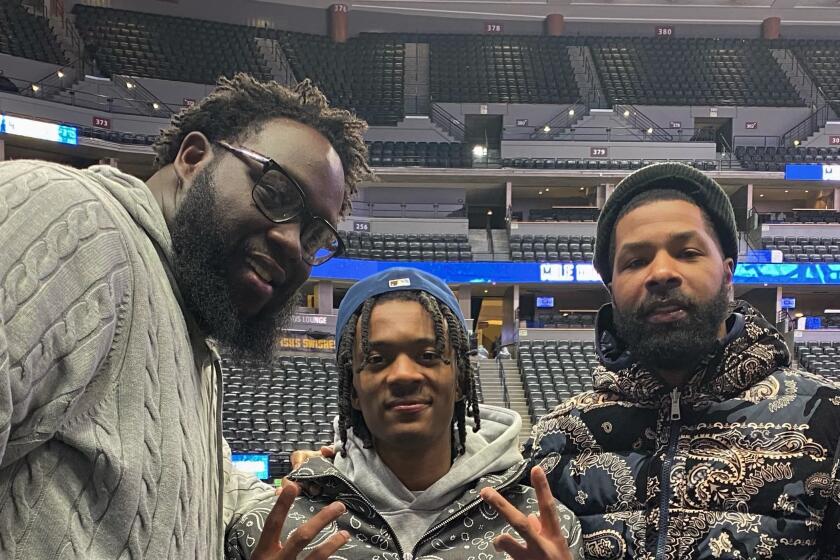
[0, 162, 132, 467]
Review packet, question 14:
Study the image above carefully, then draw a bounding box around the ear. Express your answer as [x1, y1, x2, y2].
[722, 257, 735, 285]
[173, 131, 215, 187]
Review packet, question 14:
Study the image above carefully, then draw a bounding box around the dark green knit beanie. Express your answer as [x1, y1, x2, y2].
[593, 162, 738, 285]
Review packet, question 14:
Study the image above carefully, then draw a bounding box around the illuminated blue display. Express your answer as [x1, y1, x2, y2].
[57, 124, 78, 145]
[312, 259, 840, 285]
[231, 453, 270, 480]
[785, 163, 840, 181]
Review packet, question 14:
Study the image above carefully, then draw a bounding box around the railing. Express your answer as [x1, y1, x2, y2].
[613, 104, 673, 142]
[113, 74, 177, 117]
[525, 97, 588, 140]
[572, 44, 608, 110]
[733, 135, 783, 149]
[349, 201, 467, 219]
[2, 72, 185, 117]
[495, 351, 511, 408]
[430, 103, 465, 141]
[780, 103, 837, 147]
[506, 126, 710, 143]
[772, 48, 827, 108]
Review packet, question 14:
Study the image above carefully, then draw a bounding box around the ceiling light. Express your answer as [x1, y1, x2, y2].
[794, 312, 804, 318]
[484, 289, 488, 293]
[545, 188, 550, 192]
[543, 125, 551, 133]
[568, 109, 575, 117]
[825, 309, 840, 314]
[579, 187, 585, 191]
[56, 70, 64, 78]
[472, 145, 487, 158]
[538, 191, 543, 195]
[623, 110, 630, 118]
[646, 127, 654, 134]
[126, 82, 134, 89]
[486, 209, 493, 216]
[152, 102, 160, 110]
[785, 190, 789, 193]
[31, 84, 40, 92]
[805, 190, 809, 193]
[760, 193, 765, 197]
[793, 139, 801, 146]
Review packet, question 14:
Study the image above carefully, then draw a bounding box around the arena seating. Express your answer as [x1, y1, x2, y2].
[735, 146, 840, 171]
[510, 234, 595, 262]
[73, 4, 271, 84]
[367, 141, 470, 167]
[759, 209, 840, 224]
[788, 40, 840, 114]
[589, 37, 802, 107]
[532, 311, 597, 329]
[222, 355, 339, 477]
[526, 207, 600, 222]
[340, 231, 473, 261]
[796, 343, 840, 383]
[519, 340, 597, 422]
[262, 30, 404, 126]
[0, 1, 65, 64]
[428, 35, 579, 104]
[75, 126, 157, 145]
[501, 158, 718, 171]
[762, 236, 840, 262]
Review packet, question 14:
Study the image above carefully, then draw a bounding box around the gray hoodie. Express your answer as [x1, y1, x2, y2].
[334, 404, 526, 553]
[225, 404, 583, 559]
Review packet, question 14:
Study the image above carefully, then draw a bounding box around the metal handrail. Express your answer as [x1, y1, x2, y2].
[349, 201, 466, 219]
[495, 351, 511, 408]
[430, 103, 465, 141]
[506, 126, 710, 143]
[525, 98, 588, 140]
[613, 104, 673, 142]
[780, 103, 837, 147]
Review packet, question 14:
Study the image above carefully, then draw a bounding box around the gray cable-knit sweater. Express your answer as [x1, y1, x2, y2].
[0, 161, 276, 559]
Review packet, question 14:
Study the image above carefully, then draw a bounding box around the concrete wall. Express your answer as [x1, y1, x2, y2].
[132, 77, 218, 109]
[761, 223, 840, 239]
[804, 121, 840, 148]
[356, 186, 465, 205]
[337, 216, 468, 234]
[436, 102, 572, 138]
[510, 221, 596, 237]
[501, 139, 716, 160]
[0, 52, 63, 83]
[518, 328, 595, 342]
[0, 90, 169, 134]
[793, 329, 840, 344]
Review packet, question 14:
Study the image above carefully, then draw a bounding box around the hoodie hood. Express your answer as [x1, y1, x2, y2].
[592, 299, 789, 403]
[323, 404, 523, 554]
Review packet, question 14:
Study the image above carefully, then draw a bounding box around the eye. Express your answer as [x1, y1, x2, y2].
[680, 249, 702, 259]
[623, 258, 645, 270]
[365, 354, 384, 367]
[421, 350, 442, 362]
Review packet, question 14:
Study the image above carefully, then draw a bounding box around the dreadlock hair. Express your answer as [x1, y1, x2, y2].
[337, 290, 480, 461]
[153, 73, 372, 217]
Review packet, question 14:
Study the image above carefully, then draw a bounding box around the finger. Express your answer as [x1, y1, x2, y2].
[480, 488, 537, 544]
[283, 501, 347, 557]
[492, 533, 528, 558]
[320, 445, 336, 459]
[532, 466, 563, 537]
[290, 450, 321, 470]
[252, 483, 300, 556]
[304, 530, 351, 560]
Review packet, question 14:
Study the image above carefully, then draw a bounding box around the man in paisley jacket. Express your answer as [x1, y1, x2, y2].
[526, 162, 840, 560]
[226, 267, 583, 559]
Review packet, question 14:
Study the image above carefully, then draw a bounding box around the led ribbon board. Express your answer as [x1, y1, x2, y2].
[785, 163, 840, 181]
[0, 114, 77, 145]
[312, 259, 840, 286]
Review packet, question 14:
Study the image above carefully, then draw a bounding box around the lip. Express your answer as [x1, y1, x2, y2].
[646, 305, 687, 323]
[386, 399, 431, 413]
[247, 252, 287, 288]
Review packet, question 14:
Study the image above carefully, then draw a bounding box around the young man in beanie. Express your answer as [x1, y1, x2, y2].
[526, 162, 840, 559]
[226, 267, 583, 560]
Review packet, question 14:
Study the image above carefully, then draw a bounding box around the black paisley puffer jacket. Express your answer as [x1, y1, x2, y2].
[525, 301, 840, 560]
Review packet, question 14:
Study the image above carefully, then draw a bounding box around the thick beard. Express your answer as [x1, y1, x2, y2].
[169, 167, 298, 361]
[613, 280, 730, 372]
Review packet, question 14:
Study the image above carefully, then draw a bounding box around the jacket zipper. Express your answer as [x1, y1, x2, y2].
[292, 461, 529, 560]
[654, 388, 682, 560]
[411, 461, 530, 557]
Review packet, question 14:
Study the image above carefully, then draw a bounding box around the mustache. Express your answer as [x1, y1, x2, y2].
[635, 292, 697, 317]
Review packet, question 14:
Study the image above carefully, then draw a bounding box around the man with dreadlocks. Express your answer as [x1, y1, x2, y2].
[0, 74, 371, 559]
[226, 268, 582, 560]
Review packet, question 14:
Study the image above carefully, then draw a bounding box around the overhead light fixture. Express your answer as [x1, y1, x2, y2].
[794, 312, 804, 318]
[472, 145, 487, 158]
[56, 70, 64, 79]
[31, 84, 40, 92]
[486, 209, 493, 216]
[126, 82, 134, 89]
[152, 102, 160, 110]
[805, 190, 809, 193]
[579, 187, 585, 191]
[793, 139, 801, 146]
[543, 125, 551, 133]
[760, 193, 765, 197]
[825, 309, 840, 314]
[623, 109, 630, 118]
[646, 127, 654, 134]
[568, 109, 575, 117]
[545, 188, 550, 192]
[538, 191, 543, 195]
[785, 190, 789, 193]
[484, 289, 488, 294]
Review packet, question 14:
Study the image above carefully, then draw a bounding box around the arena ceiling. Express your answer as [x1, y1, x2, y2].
[255, 0, 840, 25]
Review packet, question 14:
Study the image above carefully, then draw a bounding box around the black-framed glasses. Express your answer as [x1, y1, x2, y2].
[217, 140, 344, 266]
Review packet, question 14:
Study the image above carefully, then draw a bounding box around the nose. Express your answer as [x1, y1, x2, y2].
[387, 354, 425, 396]
[266, 222, 305, 267]
[644, 251, 683, 295]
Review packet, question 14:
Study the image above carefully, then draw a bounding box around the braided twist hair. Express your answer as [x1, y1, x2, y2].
[337, 290, 480, 460]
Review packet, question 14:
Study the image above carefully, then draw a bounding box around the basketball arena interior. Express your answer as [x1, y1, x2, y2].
[4, 0, 840, 483]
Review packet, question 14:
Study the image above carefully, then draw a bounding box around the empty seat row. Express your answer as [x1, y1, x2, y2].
[510, 234, 595, 262]
[339, 231, 473, 262]
[501, 158, 717, 171]
[519, 340, 597, 422]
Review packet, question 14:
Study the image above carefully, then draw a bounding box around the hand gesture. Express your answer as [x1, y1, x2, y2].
[251, 481, 349, 560]
[479, 466, 573, 560]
